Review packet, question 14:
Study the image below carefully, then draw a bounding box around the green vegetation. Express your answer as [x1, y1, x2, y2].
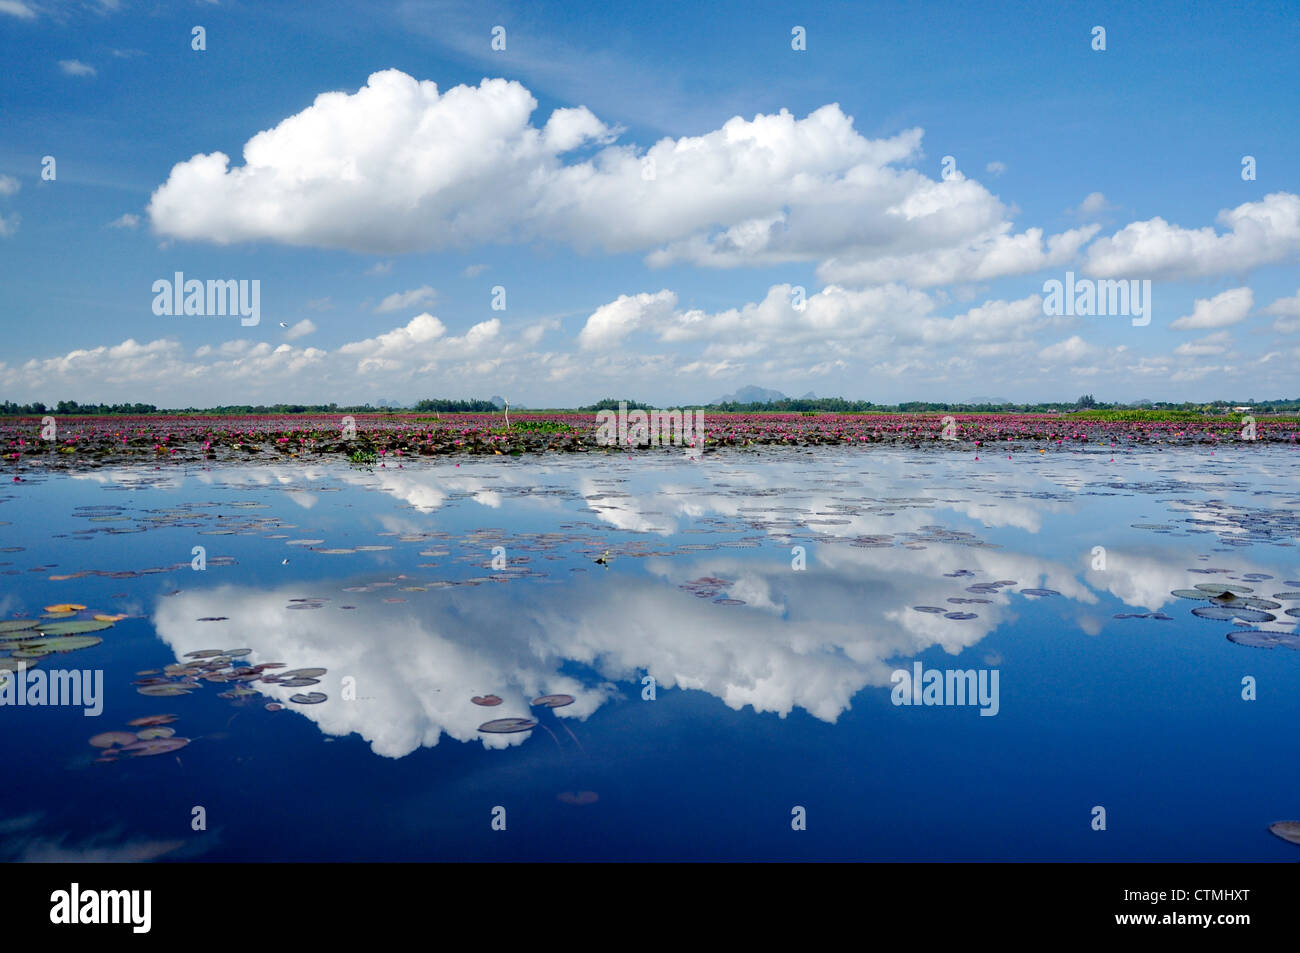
[411, 398, 500, 412]
[578, 398, 656, 411]
[347, 449, 378, 465]
[503, 420, 575, 434]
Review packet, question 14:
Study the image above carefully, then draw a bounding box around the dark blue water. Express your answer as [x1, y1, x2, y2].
[2, 447, 1298, 860]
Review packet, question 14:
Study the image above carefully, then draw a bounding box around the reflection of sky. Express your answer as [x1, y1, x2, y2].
[5, 447, 1300, 860]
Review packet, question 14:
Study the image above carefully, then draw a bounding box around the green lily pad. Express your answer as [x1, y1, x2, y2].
[0, 620, 39, 634]
[11, 646, 52, 659]
[37, 620, 113, 636]
[20, 635, 103, 652]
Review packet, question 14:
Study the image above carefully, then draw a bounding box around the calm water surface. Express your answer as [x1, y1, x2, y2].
[2, 446, 1298, 861]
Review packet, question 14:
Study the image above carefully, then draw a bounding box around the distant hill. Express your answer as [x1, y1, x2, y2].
[712, 385, 816, 405]
[963, 396, 1011, 405]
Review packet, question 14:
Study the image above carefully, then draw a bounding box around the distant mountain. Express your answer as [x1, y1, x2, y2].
[372, 398, 404, 408]
[489, 395, 506, 409]
[963, 396, 1011, 405]
[712, 385, 800, 405]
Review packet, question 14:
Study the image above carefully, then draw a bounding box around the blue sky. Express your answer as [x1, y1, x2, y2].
[1, 0, 1297, 406]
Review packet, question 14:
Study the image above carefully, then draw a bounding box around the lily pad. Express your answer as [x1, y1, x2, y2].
[0, 619, 39, 634]
[123, 737, 191, 757]
[89, 731, 138, 748]
[22, 635, 103, 652]
[43, 603, 87, 613]
[289, 692, 327, 704]
[278, 677, 320, 688]
[136, 727, 176, 740]
[531, 694, 575, 708]
[127, 714, 178, 727]
[280, 668, 326, 679]
[37, 620, 113, 635]
[137, 684, 195, 696]
[472, 695, 503, 706]
[1170, 589, 1211, 600]
[1268, 821, 1300, 845]
[1227, 630, 1300, 650]
[1020, 588, 1061, 597]
[1192, 606, 1275, 623]
[478, 718, 537, 733]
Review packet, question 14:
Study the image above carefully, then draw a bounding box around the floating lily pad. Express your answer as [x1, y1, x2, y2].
[1227, 630, 1300, 650]
[279, 677, 320, 688]
[183, 649, 224, 659]
[1272, 591, 1300, 601]
[531, 694, 575, 708]
[44, 603, 87, 613]
[1192, 606, 1275, 623]
[137, 684, 195, 696]
[1268, 821, 1300, 845]
[10, 646, 51, 658]
[123, 737, 190, 757]
[912, 606, 946, 614]
[1194, 583, 1253, 594]
[1170, 589, 1211, 600]
[37, 620, 112, 635]
[136, 727, 176, 740]
[289, 692, 327, 704]
[222, 648, 252, 658]
[40, 611, 75, 619]
[127, 714, 177, 727]
[478, 718, 537, 733]
[89, 731, 138, 748]
[472, 695, 503, 706]
[1020, 588, 1060, 597]
[280, 668, 326, 679]
[0, 619, 39, 634]
[23, 635, 103, 652]
[93, 613, 128, 622]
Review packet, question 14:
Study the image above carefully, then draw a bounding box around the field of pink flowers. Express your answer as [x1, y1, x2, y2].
[2, 412, 1296, 468]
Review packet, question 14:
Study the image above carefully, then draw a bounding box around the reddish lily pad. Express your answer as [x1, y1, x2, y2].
[478, 718, 537, 733]
[531, 694, 575, 708]
[472, 695, 503, 706]
[127, 714, 178, 727]
[89, 731, 138, 748]
[122, 737, 191, 757]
